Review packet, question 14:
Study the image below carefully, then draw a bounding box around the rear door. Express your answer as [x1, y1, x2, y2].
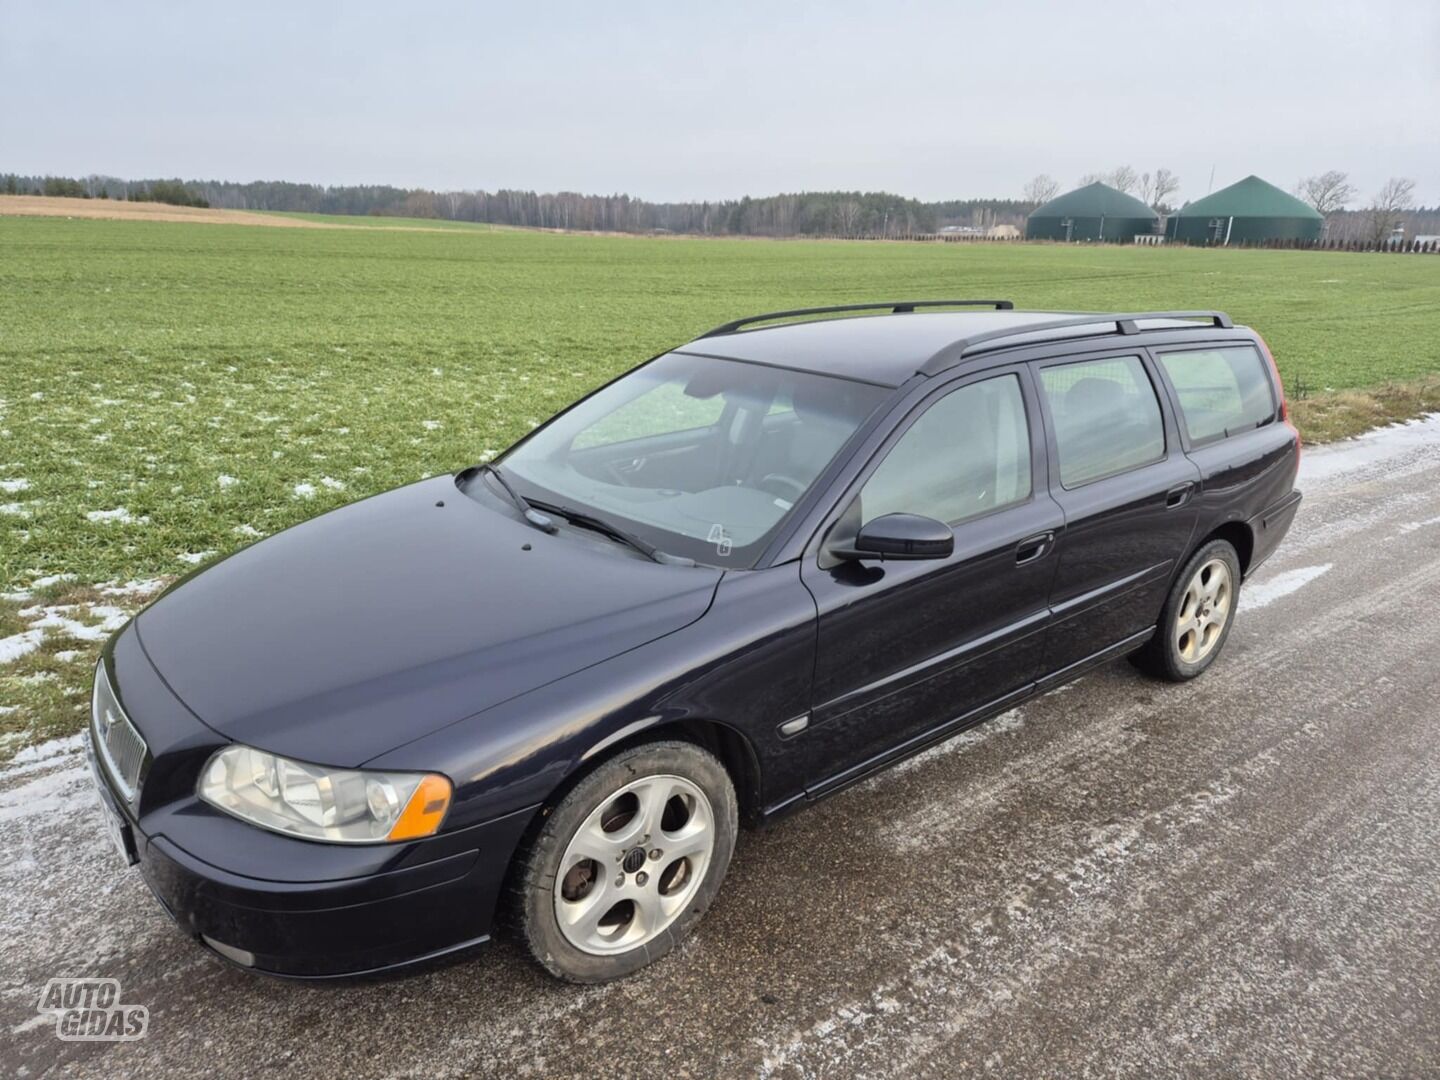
[1032, 350, 1200, 681]
[800, 366, 1063, 792]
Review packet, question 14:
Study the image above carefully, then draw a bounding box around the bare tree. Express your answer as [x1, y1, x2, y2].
[1022, 174, 1060, 207]
[1298, 171, 1357, 217]
[1137, 172, 1156, 206]
[1151, 168, 1180, 209]
[1077, 172, 1107, 187]
[1366, 177, 1416, 245]
[836, 199, 862, 234]
[1108, 166, 1138, 194]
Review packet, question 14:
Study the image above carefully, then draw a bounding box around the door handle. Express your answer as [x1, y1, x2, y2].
[1166, 482, 1196, 509]
[1015, 531, 1054, 565]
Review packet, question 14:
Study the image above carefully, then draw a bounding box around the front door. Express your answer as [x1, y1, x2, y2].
[800, 368, 1063, 793]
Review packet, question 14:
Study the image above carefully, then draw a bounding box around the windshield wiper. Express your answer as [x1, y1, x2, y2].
[479, 463, 557, 534]
[529, 500, 695, 566]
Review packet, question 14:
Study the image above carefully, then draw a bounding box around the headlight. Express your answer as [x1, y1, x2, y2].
[198, 746, 452, 844]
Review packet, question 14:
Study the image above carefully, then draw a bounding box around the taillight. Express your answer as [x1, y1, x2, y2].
[1258, 336, 1301, 461]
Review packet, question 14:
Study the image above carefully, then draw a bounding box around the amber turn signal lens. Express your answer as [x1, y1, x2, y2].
[386, 774, 453, 840]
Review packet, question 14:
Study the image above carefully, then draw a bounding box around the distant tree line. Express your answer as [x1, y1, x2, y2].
[3, 170, 1433, 242]
[0, 173, 1033, 236]
[2, 174, 212, 207]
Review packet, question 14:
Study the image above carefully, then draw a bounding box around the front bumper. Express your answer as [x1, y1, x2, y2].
[89, 624, 539, 979]
[132, 808, 533, 978]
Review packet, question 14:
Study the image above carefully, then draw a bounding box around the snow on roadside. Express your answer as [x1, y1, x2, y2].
[1239, 565, 1333, 612]
[1, 733, 86, 779]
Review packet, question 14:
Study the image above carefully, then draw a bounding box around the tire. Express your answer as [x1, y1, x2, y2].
[1131, 539, 1242, 682]
[514, 740, 738, 983]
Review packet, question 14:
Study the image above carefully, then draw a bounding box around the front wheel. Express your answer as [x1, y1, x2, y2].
[514, 740, 738, 982]
[1132, 539, 1241, 682]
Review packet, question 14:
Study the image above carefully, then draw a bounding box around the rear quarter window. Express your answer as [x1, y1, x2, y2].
[1159, 345, 1277, 444]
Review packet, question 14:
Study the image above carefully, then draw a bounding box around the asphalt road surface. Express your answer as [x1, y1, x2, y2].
[6, 417, 1440, 1079]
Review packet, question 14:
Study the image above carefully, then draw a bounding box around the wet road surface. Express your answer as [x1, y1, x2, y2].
[5, 417, 1440, 1078]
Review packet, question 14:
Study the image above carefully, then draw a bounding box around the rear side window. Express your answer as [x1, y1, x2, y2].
[1039, 356, 1165, 487]
[1158, 346, 1277, 444]
[861, 374, 1031, 526]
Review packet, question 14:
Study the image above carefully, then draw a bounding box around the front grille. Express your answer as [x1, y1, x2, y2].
[92, 663, 148, 800]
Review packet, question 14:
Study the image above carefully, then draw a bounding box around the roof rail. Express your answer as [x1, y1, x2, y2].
[699, 299, 1014, 338]
[920, 310, 1234, 375]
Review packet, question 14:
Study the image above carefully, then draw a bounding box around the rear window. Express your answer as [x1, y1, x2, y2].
[1039, 356, 1165, 487]
[1159, 346, 1277, 444]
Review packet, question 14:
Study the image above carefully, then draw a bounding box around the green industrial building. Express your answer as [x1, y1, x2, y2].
[1025, 182, 1159, 242]
[1167, 175, 1324, 245]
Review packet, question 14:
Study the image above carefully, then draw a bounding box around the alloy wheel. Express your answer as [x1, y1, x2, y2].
[1174, 557, 1232, 663]
[553, 774, 714, 956]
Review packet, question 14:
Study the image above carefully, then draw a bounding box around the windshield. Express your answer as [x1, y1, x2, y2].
[496, 352, 886, 567]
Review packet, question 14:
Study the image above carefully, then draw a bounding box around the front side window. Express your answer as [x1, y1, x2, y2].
[859, 374, 1031, 526]
[1158, 345, 1276, 444]
[497, 352, 886, 567]
[1039, 356, 1165, 487]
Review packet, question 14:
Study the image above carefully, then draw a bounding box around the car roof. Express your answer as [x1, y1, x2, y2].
[675, 310, 1240, 388]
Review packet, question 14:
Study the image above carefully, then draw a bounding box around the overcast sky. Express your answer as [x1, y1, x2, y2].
[4, 0, 1437, 205]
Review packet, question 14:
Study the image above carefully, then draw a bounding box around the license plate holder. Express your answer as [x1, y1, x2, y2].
[88, 749, 138, 868]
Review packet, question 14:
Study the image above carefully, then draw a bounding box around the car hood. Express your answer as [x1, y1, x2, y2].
[136, 475, 722, 766]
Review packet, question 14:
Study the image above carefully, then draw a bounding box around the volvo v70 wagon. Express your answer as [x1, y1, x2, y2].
[88, 301, 1301, 981]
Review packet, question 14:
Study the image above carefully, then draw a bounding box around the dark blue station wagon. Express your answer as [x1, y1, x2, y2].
[88, 301, 1302, 982]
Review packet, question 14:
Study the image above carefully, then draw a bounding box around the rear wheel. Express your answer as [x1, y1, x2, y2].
[515, 740, 737, 982]
[1132, 539, 1241, 682]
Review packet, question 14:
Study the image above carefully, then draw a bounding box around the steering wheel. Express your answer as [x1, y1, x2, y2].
[759, 473, 808, 503]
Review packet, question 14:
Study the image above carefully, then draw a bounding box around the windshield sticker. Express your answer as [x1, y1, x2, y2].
[706, 524, 733, 557]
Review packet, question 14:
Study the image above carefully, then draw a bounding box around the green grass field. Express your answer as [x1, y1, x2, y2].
[2, 213, 1438, 754]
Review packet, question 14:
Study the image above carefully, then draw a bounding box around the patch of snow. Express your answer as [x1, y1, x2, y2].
[0, 629, 45, 665]
[29, 573, 76, 590]
[0, 478, 29, 493]
[422, 420, 441, 431]
[99, 579, 166, 598]
[1239, 564, 1333, 612]
[54, 650, 82, 662]
[1396, 514, 1440, 536]
[292, 483, 317, 499]
[319, 476, 345, 491]
[0, 503, 32, 518]
[217, 474, 238, 488]
[26, 605, 129, 642]
[3, 733, 86, 776]
[86, 507, 133, 524]
[177, 550, 216, 564]
[0, 761, 91, 822]
[1299, 413, 1440, 486]
[234, 524, 264, 538]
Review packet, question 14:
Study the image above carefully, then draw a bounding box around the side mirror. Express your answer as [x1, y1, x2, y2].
[835, 513, 953, 561]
